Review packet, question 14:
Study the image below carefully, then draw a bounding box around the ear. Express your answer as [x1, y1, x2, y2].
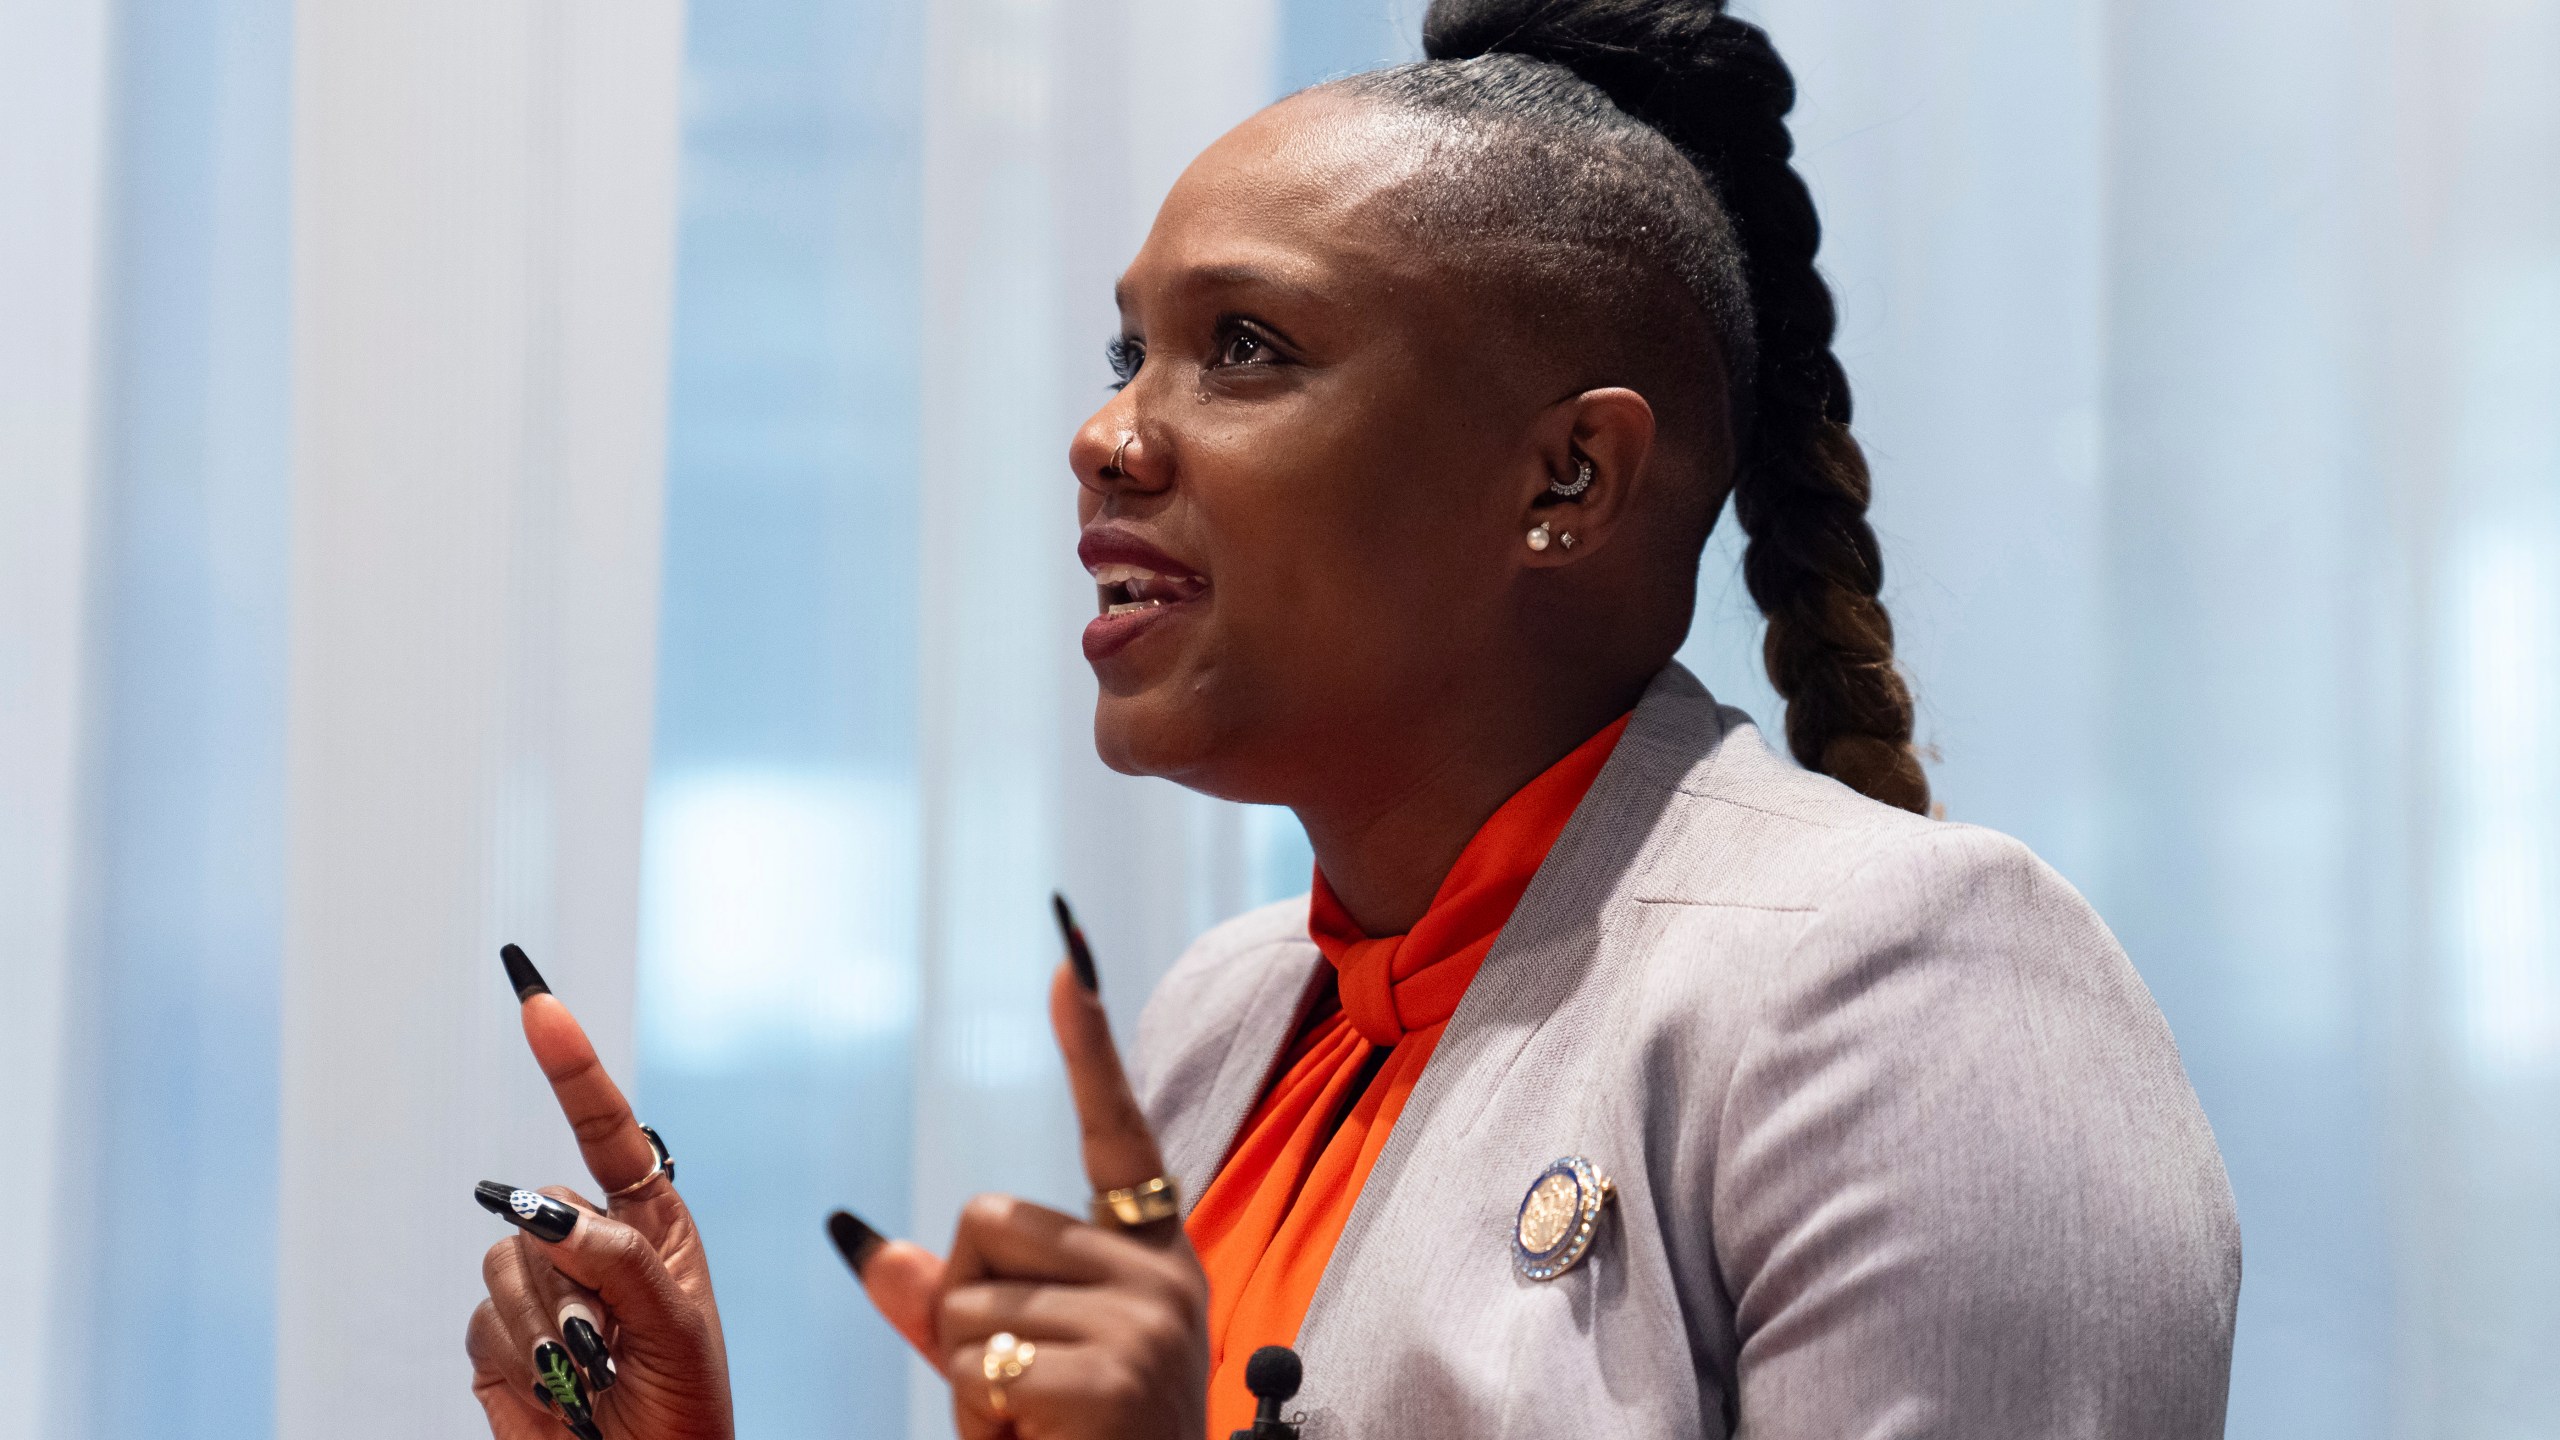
[1516, 387, 1657, 568]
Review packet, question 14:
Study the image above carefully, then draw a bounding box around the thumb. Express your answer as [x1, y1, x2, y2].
[827, 1211, 944, 1359]
[1049, 964, 1177, 1236]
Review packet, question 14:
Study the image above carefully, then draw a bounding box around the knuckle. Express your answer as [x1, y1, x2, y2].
[1079, 1088, 1144, 1137]
[959, 1193, 1014, 1231]
[587, 1221, 651, 1274]
[465, 1300, 501, 1357]
[1134, 1304, 1184, 1358]
[1170, 1268, 1210, 1326]
[569, 1110, 628, 1145]
[1093, 1355, 1147, 1413]
[1137, 1248, 1193, 1297]
[547, 1048, 609, 1093]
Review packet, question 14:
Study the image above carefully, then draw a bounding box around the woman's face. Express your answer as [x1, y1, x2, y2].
[1073, 93, 1569, 805]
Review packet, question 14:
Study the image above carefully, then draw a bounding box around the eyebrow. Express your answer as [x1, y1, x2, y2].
[1114, 261, 1331, 315]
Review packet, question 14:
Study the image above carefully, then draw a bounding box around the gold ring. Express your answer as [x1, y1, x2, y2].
[1091, 1174, 1181, 1228]
[605, 1124, 676, 1201]
[981, 1331, 1035, 1417]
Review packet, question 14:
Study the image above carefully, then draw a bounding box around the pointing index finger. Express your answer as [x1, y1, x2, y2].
[504, 945, 660, 1198]
[1047, 965, 1177, 1239]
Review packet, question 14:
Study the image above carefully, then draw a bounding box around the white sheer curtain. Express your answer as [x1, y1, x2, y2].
[0, 0, 112, 1430]
[0, 1, 683, 1437]
[277, 4, 684, 1438]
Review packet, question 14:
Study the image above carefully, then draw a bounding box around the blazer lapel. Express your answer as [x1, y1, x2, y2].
[1163, 942, 1328, 1219]
[1292, 663, 1725, 1340]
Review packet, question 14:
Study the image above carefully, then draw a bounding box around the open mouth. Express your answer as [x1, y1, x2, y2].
[1089, 562, 1208, 617]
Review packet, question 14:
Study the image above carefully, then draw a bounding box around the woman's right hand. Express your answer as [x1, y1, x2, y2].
[466, 986, 735, 1440]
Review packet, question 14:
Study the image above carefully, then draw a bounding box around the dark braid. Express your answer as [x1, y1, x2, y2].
[1334, 0, 1931, 814]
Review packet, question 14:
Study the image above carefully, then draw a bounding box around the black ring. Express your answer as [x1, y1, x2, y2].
[640, 1124, 675, 1184]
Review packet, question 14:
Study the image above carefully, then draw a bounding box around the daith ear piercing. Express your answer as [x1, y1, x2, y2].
[1548, 456, 1593, 498]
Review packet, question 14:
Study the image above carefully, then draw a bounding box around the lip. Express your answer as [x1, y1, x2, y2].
[1077, 525, 1208, 665]
[1076, 527, 1199, 578]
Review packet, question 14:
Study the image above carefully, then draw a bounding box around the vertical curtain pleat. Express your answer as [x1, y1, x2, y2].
[275, 1, 684, 1436]
[0, 0, 115, 1434]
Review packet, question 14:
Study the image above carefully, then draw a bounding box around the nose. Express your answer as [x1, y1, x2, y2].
[1070, 398, 1165, 498]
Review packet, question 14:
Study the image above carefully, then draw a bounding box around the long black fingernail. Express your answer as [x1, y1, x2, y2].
[532, 1341, 602, 1440]
[1052, 892, 1099, 995]
[501, 943, 549, 1001]
[827, 1209, 886, 1280]
[476, 1181, 579, 1243]
[561, 1307, 617, 1392]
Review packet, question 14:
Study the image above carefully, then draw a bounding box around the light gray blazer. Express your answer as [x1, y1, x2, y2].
[1132, 664, 2240, 1438]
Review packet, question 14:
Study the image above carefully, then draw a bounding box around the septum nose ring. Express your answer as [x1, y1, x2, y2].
[1106, 434, 1134, 478]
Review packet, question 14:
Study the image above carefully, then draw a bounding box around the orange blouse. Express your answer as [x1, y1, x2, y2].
[1184, 716, 1630, 1437]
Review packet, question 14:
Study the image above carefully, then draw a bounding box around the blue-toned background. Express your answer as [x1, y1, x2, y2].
[4, 0, 2554, 1436]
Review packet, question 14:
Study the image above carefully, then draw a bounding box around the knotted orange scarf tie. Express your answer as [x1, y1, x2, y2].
[1185, 715, 1629, 1437]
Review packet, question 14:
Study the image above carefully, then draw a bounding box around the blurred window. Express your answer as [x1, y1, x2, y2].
[637, 0, 926, 1433]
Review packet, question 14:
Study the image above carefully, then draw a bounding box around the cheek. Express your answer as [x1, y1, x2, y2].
[1088, 370, 1519, 787]
[1195, 415, 1507, 684]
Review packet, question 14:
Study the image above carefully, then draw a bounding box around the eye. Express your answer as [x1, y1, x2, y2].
[1216, 327, 1275, 368]
[1105, 336, 1144, 391]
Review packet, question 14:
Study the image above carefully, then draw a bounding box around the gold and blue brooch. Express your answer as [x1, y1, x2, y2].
[1513, 1155, 1613, 1281]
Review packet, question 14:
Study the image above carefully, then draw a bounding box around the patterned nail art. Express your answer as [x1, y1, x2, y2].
[476, 1181, 579, 1243]
[533, 1341, 602, 1440]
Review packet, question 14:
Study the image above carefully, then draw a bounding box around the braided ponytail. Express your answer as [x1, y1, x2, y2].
[1341, 0, 1931, 813]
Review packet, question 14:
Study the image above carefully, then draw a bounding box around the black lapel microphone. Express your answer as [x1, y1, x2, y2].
[1229, 1345, 1304, 1439]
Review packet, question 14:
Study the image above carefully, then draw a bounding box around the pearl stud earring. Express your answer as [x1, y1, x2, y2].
[1527, 523, 1553, 552]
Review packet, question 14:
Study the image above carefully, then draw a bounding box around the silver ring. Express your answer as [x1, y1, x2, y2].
[1107, 435, 1133, 476]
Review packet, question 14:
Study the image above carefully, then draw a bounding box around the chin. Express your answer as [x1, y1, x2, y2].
[1091, 687, 1258, 797]
[1092, 690, 1199, 777]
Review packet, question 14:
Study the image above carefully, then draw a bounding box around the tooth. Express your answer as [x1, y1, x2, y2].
[1107, 600, 1164, 617]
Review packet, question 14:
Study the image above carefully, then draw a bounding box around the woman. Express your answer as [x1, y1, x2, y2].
[464, 0, 2242, 1435]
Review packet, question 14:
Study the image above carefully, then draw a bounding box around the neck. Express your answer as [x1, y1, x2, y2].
[1293, 670, 1649, 936]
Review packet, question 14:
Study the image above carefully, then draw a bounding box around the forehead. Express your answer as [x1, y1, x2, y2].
[1116, 91, 1451, 314]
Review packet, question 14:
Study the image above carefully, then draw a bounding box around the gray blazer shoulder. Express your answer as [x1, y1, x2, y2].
[1130, 894, 1313, 1105]
[1133, 664, 2240, 1438]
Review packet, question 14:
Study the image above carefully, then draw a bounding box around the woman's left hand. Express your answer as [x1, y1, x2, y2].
[923, 966, 1213, 1440]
